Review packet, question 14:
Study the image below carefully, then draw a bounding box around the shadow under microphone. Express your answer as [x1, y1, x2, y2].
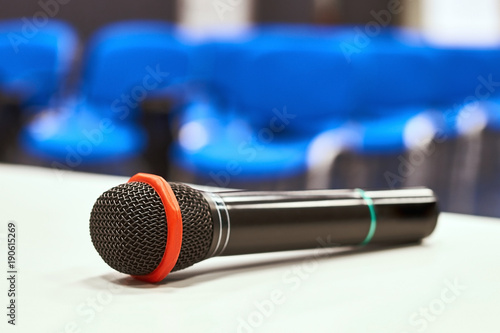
[89, 173, 439, 283]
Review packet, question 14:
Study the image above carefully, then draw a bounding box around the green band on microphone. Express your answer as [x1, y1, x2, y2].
[356, 188, 377, 245]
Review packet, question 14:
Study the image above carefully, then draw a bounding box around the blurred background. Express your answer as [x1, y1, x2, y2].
[1, 0, 500, 216]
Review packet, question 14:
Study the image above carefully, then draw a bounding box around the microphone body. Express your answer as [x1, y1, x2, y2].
[89, 173, 439, 283]
[203, 188, 438, 258]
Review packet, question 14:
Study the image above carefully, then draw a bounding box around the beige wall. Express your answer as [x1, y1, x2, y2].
[178, 0, 252, 31]
[402, 0, 500, 45]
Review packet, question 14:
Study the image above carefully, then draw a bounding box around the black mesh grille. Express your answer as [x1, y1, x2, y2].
[89, 182, 167, 275]
[89, 181, 214, 277]
[170, 183, 213, 271]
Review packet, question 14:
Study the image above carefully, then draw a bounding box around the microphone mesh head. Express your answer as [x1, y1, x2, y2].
[169, 183, 214, 271]
[89, 181, 213, 276]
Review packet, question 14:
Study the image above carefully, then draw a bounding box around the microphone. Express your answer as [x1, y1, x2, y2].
[89, 173, 439, 283]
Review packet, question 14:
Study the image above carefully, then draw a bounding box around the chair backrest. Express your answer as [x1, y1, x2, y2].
[350, 29, 437, 114]
[80, 21, 191, 120]
[431, 46, 500, 106]
[195, 25, 357, 134]
[351, 28, 500, 115]
[0, 19, 77, 108]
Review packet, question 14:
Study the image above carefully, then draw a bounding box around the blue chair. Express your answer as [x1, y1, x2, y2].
[396, 41, 500, 215]
[426, 45, 500, 215]
[22, 99, 146, 170]
[316, 108, 439, 190]
[0, 19, 77, 161]
[351, 29, 500, 113]
[80, 21, 191, 121]
[0, 19, 77, 109]
[21, 21, 191, 175]
[170, 26, 356, 189]
[363, 101, 491, 215]
[431, 46, 500, 106]
[171, 100, 316, 189]
[191, 25, 357, 135]
[350, 29, 438, 114]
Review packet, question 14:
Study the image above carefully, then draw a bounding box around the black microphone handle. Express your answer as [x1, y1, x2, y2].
[201, 188, 439, 258]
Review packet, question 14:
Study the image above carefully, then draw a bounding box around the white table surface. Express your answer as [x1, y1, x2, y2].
[0, 163, 499, 333]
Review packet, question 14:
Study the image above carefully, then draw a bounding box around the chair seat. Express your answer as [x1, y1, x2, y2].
[173, 117, 311, 183]
[21, 104, 146, 164]
[354, 110, 437, 155]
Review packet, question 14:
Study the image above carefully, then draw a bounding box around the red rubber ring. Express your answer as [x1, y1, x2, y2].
[128, 173, 182, 283]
